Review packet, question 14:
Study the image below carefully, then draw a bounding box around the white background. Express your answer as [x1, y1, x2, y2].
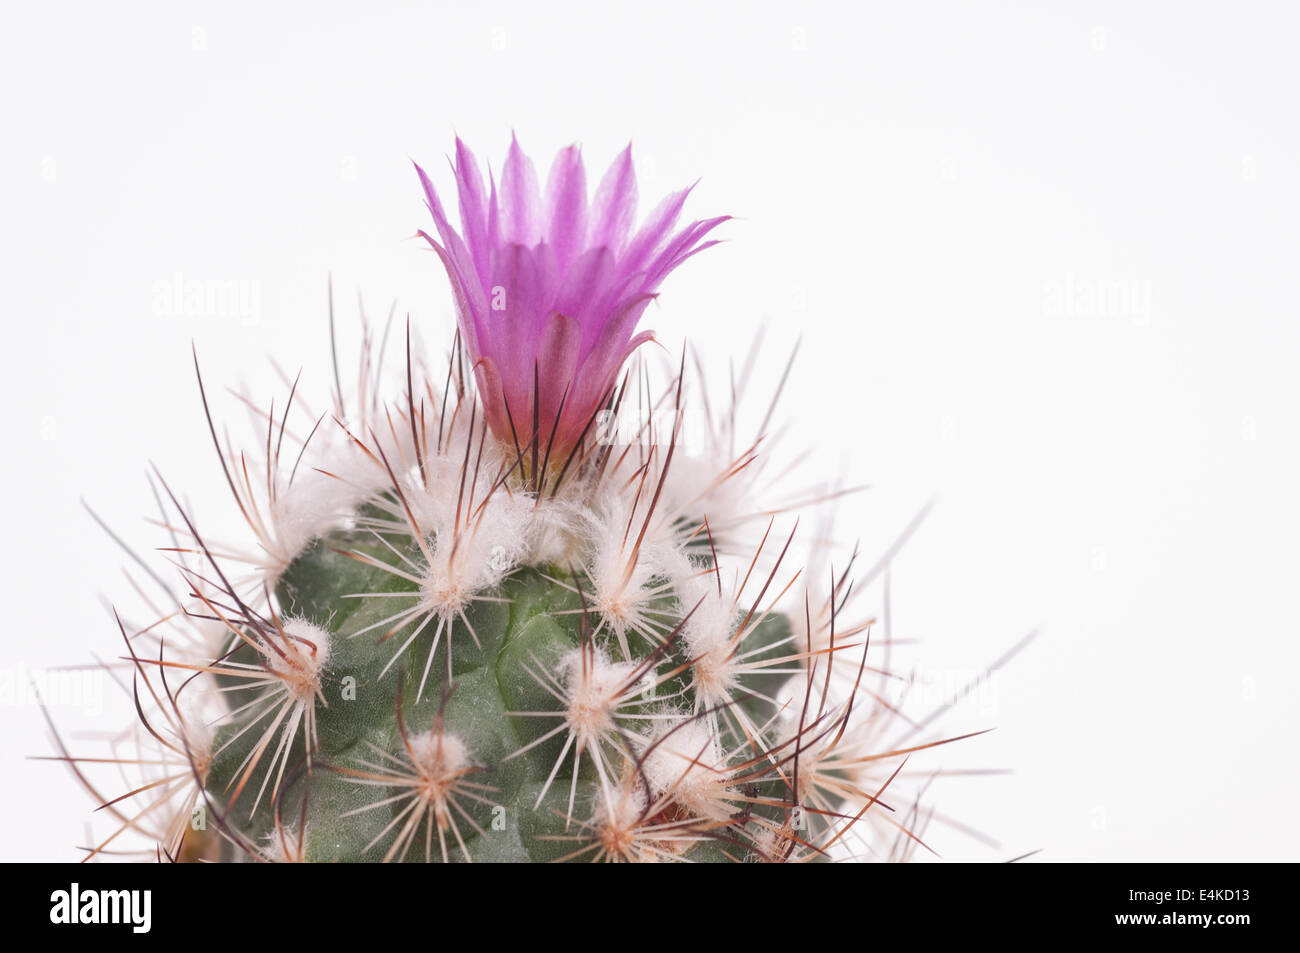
[2, 1, 1297, 861]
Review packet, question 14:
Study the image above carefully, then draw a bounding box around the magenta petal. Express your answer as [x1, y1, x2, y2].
[619, 186, 692, 278]
[587, 143, 637, 253]
[544, 145, 589, 273]
[643, 215, 732, 286]
[652, 238, 724, 285]
[577, 292, 657, 405]
[415, 163, 486, 311]
[487, 242, 546, 385]
[486, 168, 500, 254]
[418, 229, 484, 358]
[534, 312, 583, 447]
[554, 246, 616, 354]
[471, 355, 511, 444]
[415, 162, 470, 265]
[576, 323, 656, 420]
[453, 138, 491, 285]
[537, 311, 582, 382]
[501, 133, 542, 246]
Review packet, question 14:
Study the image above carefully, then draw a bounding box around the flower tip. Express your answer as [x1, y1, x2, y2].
[454, 135, 477, 167]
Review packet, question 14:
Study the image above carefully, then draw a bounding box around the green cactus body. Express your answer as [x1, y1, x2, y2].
[201, 501, 802, 863]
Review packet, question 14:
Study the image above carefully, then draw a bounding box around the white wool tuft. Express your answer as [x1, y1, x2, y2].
[579, 500, 694, 656]
[640, 717, 734, 821]
[676, 573, 745, 706]
[557, 646, 642, 746]
[406, 729, 472, 778]
[524, 497, 594, 568]
[264, 469, 355, 565]
[266, 617, 331, 696]
[412, 489, 531, 612]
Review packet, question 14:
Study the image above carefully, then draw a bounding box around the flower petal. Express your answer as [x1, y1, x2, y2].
[535, 311, 583, 450]
[417, 228, 487, 357]
[553, 246, 617, 357]
[487, 242, 547, 386]
[643, 215, 732, 287]
[453, 138, 493, 286]
[414, 160, 480, 286]
[619, 185, 693, 278]
[544, 145, 589, 273]
[501, 132, 542, 247]
[587, 143, 637, 253]
[574, 293, 657, 412]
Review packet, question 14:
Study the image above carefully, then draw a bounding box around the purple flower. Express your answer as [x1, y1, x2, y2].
[415, 136, 728, 463]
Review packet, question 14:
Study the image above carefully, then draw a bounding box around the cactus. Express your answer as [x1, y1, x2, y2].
[50, 136, 987, 863]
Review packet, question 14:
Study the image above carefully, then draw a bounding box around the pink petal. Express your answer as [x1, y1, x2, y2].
[487, 242, 547, 386]
[643, 215, 731, 287]
[553, 246, 616, 354]
[575, 293, 657, 411]
[418, 229, 486, 358]
[453, 138, 491, 286]
[619, 185, 693, 277]
[534, 311, 583, 449]
[587, 143, 637, 253]
[470, 355, 512, 447]
[501, 133, 542, 246]
[576, 326, 657, 423]
[544, 145, 589, 273]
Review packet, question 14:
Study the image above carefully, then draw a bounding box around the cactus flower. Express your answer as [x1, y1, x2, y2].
[415, 136, 729, 461]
